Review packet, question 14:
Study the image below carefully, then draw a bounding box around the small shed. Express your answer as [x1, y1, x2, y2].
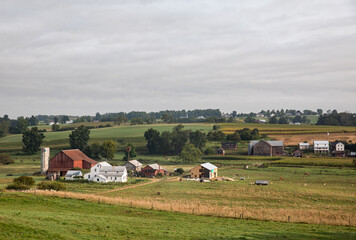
[299, 142, 310, 150]
[65, 170, 82, 180]
[255, 180, 269, 185]
[216, 147, 225, 155]
[293, 150, 303, 158]
[141, 164, 165, 178]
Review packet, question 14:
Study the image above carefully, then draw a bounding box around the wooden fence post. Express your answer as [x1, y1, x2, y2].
[288, 216, 290, 222]
[98, 197, 100, 204]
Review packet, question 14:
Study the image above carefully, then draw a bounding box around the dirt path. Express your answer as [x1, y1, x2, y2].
[99, 178, 161, 194]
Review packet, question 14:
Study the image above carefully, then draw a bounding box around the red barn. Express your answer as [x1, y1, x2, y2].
[141, 163, 165, 178]
[47, 149, 97, 176]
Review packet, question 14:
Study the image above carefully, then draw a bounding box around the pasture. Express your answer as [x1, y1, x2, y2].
[0, 123, 213, 152]
[1, 193, 355, 240]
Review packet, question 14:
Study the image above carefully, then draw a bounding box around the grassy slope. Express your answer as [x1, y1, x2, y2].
[0, 123, 213, 151]
[0, 193, 355, 240]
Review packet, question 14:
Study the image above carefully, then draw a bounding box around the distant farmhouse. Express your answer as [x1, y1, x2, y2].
[313, 141, 329, 153]
[141, 164, 165, 178]
[123, 160, 143, 173]
[47, 149, 97, 176]
[84, 162, 127, 183]
[330, 141, 346, 157]
[299, 142, 310, 150]
[248, 140, 284, 156]
[190, 163, 218, 180]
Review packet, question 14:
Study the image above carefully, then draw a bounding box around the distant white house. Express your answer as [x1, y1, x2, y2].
[84, 162, 127, 183]
[65, 120, 73, 124]
[313, 141, 329, 153]
[65, 170, 82, 180]
[299, 142, 310, 150]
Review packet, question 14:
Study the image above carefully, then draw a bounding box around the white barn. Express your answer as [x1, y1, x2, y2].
[84, 162, 127, 183]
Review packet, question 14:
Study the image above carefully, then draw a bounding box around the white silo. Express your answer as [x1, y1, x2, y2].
[41, 147, 50, 174]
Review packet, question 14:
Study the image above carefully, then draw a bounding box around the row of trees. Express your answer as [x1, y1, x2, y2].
[144, 125, 207, 155]
[316, 112, 356, 126]
[0, 115, 40, 137]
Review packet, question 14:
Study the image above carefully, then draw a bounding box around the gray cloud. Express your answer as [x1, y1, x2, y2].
[0, 0, 356, 117]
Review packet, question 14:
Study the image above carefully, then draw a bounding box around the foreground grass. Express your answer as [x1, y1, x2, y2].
[0, 192, 355, 240]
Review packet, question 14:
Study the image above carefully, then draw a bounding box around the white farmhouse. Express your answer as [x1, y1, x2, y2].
[313, 141, 329, 153]
[84, 162, 127, 183]
[299, 142, 310, 150]
[65, 170, 82, 180]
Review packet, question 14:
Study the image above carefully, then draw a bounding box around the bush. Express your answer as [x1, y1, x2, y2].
[6, 183, 30, 190]
[204, 148, 215, 155]
[156, 173, 163, 178]
[0, 154, 14, 165]
[37, 181, 66, 191]
[175, 168, 185, 174]
[13, 176, 35, 186]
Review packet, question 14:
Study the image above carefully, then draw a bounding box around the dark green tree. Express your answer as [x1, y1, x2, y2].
[189, 130, 207, 149]
[28, 115, 38, 126]
[69, 125, 90, 150]
[54, 117, 59, 124]
[226, 131, 241, 141]
[278, 117, 288, 124]
[159, 131, 173, 154]
[52, 124, 60, 131]
[84, 142, 102, 159]
[17, 116, 28, 133]
[100, 140, 116, 160]
[61, 116, 70, 124]
[22, 127, 45, 154]
[179, 144, 202, 163]
[123, 143, 137, 161]
[144, 128, 161, 154]
[269, 116, 278, 124]
[171, 125, 189, 154]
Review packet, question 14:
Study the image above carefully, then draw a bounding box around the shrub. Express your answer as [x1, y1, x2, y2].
[13, 176, 35, 186]
[37, 181, 66, 191]
[156, 173, 163, 178]
[0, 154, 14, 165]
[6, 183, 30, 190]
[204, 148, 215, 155]
[175, 168, 185, 174]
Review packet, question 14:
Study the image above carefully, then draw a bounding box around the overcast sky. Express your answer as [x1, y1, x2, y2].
[1, 0, 356, 118]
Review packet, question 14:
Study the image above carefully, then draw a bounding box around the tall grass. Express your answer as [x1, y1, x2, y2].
[25, 189, 355, 227]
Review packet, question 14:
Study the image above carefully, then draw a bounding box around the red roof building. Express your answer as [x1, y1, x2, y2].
[141, 164, 165, 178]
[47, 149, 97, 176]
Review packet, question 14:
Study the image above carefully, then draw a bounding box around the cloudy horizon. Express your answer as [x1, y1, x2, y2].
[1, 0, 356, 118]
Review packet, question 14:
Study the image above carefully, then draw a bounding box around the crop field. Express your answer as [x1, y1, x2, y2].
[220, 123, 356, 135]
[270, 132, 356, 145]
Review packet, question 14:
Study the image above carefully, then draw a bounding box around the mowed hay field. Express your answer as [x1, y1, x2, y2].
[84, 163, 356, 227]
[1, 193, 355, 240]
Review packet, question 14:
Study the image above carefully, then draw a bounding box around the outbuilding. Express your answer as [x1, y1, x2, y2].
[141, 164, 165, 178]
[65, 170, 82, 180]
[190, 162, 218, 180]
[47, 149, 97, 176]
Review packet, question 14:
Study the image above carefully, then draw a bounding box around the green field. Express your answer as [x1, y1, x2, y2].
[0, 123, 213, 152]
[0, 193, 355, 240]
